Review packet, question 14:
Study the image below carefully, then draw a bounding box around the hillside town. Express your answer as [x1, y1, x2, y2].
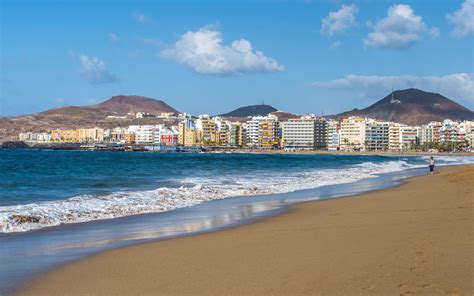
[14, 112, 474, 152]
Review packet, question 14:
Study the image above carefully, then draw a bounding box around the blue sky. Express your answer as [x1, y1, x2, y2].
[1, 0, 473, 116]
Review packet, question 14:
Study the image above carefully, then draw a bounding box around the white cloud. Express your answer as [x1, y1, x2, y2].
[109, 33, 119, 42]
[321, 4, 358, 36]
[132, 11, 149, 24]
[364, 4, 439, 49]
[160, 27, 284, 75]
[78, 55, 118, 84]
[447, 0, 474, 37]
[312, 73, 474, 107]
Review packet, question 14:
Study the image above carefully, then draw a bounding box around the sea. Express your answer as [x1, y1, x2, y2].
[0, 149, 473, 294]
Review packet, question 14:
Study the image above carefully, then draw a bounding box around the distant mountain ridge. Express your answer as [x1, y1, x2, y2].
[336, 88, 473, 125]
[42, 95, 179, 116]
[0, 95, 180, 143]
[220, 104, 278, 117]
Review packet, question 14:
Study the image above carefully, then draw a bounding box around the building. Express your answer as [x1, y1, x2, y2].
[326, 119, 340, 151]
[50, 129, 79, 143]
[420, 122, 442, 145]
[129, 125, 156, 144]
[439, 119, 459, 144]
[196, 115, 217, 146]
[78, 128, 104, 143]
[281, 116, 327, 150]
[365, 120, 390, 151]
[110, 127, 128, 143]
[178, 118, 198, 147]
[389, 124, 420, 150]
[259, 119, 280, 149]
[124, 132, 135, 144]
[245, 115, 278, 148]
[228, 123, 243, 147]
[339, 117, 366, 151]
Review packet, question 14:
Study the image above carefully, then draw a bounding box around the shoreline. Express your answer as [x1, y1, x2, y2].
[2, 144, 474, 157]
[17, 165, 473, 295]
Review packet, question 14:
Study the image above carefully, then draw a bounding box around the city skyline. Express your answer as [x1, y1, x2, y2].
[1, 0, 473, 117]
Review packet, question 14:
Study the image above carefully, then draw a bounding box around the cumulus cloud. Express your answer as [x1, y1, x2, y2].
[160, 27, 284, 75]
[364, 4, 439, 49]
[78, 55, 118, 84]
[447, 0, 474, 37]
[312, 73, 474, 107]
[321, 4, 358, 36]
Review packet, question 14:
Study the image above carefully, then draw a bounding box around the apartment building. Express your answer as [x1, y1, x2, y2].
[178, 118, 197, 146]
[440, 119, 459, 143]
[196, 115, 217, 146]
[420, 122, 442, 144]
[326, 119, 340, 151]
[245, 115, 278, 148]
[281, 116, 327, 150]
[78, 128, 104, 143]
[259, 119, 280, 149]
[340, 117, 366, 151]
[365, 120, 390, 151]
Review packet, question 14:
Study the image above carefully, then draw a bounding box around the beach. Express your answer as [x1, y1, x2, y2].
[17, 164, 473, 295]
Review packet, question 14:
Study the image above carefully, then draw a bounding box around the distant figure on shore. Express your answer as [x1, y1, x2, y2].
[429, 156, 435, 175]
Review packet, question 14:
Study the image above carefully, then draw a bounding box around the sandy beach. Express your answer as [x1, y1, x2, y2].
[18, 165, 473, 296]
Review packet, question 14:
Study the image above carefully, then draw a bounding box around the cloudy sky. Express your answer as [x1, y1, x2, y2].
[1, 0, 473, 116]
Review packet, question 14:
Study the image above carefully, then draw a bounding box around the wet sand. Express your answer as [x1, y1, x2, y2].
[18, 165, 473, 295]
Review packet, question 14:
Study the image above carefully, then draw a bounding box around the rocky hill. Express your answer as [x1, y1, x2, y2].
[336, 88, 473, 125]
[0, 96, 180, 143]
[219, 104, 277, 117]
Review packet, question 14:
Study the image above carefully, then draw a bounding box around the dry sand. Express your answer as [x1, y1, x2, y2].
[18, 165, 474, 295]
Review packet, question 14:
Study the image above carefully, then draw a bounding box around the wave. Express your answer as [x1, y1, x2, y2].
[1, 156, 471, 233]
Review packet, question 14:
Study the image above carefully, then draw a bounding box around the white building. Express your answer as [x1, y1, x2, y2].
[245, 115, 278, 147]
[326, 119, 340, 151]
[339, 117, 366, 151]
[365, 120, 390, 151]
[281, 116, 327, 150]
[420, 122, 442, 145]
[389, 124, 420, 150]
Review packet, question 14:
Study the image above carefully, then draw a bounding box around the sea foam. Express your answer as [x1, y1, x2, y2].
[0, 156, 471, 233]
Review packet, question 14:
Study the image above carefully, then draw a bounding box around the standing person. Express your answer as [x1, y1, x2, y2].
[429, 156, 435, 175]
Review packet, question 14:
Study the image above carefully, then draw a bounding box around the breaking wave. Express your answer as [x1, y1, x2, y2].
[1, 156, 472, 233]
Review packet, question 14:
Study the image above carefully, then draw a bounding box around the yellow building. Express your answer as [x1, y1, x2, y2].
[50, 129, 79, 143]
[196, 115, 217, 146]
[258, 120, 280, 149]
[78, 128, 104, 143]
[178, 119, 198, 146]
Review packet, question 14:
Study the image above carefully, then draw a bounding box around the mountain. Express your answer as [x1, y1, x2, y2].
[42, 95, 179, 116]
[220, 104, 278, 117]
[336, 88, 474, 125]
[90, 95, 178, 114]
[0, 95, 180, 143]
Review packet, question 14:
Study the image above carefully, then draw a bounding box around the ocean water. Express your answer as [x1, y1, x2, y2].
[1, 149, 473, 233]
[1, 150, 473, 294]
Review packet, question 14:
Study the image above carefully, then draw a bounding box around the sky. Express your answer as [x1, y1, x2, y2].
[1, 0, 473, 116]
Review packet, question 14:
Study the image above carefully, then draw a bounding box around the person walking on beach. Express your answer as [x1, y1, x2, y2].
[429, 156, 435, 175]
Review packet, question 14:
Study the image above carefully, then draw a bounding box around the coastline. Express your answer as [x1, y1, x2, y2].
[17, 165, 473, 295]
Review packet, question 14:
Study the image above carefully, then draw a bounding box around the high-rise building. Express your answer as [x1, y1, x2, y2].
[281, 116, 327, 150]
[365, 120, 390, 151]
[326, 119, 340, 151]
[340, 117, 366, 151]
[245, 115, 278, 148]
